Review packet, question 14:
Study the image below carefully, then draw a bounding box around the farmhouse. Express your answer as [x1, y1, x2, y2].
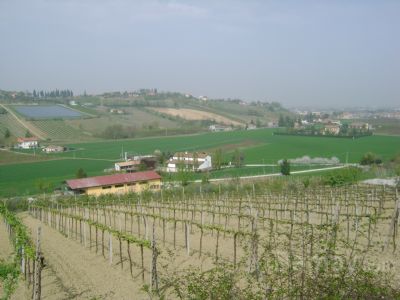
[349, 122, 371, 131]
[16, 137, 39, 149]
[167, 151, 212, 173]
[324, 124, 341, 135]
[114, 160, 141, 171]
[42, 145, 65, 153]
[115, 156, 157, 172]
[66, 171, 161, 196]
[209, 125, 232, 132]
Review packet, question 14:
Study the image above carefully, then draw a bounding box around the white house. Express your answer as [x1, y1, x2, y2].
[209, 125, 232, 132]
[17, 137, 39, 149]
[167, 151, 212, 172]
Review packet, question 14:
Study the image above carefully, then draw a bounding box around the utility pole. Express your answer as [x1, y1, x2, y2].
[346, 152, 349, 165]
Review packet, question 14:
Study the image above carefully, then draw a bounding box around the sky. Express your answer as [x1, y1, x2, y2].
[0, 0, 399, 107]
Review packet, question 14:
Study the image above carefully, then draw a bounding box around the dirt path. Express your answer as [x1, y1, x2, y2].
[19, 213, 147, 300]
[0, 104, 46, 140]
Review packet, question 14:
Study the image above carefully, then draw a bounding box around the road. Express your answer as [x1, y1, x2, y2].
[193, 165, 348, 183]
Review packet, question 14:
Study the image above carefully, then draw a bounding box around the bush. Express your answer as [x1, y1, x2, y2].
[76, 168, 87, 178]
[280, 159, 290, 175]
[360, 152, 381, 165]
[323, 167, 362, 186]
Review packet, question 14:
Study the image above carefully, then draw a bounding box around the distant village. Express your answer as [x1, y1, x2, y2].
[279, 111, 372, 137]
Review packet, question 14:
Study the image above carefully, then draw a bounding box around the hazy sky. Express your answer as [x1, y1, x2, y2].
[0, 0, 399, 107]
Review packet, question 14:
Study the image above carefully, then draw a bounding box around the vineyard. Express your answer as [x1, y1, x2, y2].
[0, 113, 29, 137]
[30, 120, 93, 141]
[20, 184, 400, 299]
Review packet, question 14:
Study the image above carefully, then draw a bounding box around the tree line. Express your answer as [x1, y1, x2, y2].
[32, 89, 74, 98]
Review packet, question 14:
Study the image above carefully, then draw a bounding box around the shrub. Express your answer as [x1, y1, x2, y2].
[280, 159, 290, 175]
[360, 152, 381, 165]
[323, 167, 362, 186]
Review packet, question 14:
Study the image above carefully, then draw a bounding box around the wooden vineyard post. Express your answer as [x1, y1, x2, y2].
[89, 225, 92, 251]
[137, 216, 141, 237]
[233, 232, 237, 268]
[215, 229, 220, 263]
[109, 232, 113, 265]
[199, 227, 203, 258]
[162, 219, 166, 246]
[101, 229, 105, 257]
[33, 227, 43, 300]
[95, 227, 98, 253]
[173, 221, 177, 249]
[384, 199, 400, 252]
[151, 223, 159, 293]
[185, 222, 190, 255]
[127, 241, 133, 277]
[83, 220, 87, 248]
[119, 237, 123, 269]
[140, 245, 145, 282]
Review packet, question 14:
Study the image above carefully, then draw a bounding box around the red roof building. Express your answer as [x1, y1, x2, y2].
[66, 171, 161, 196]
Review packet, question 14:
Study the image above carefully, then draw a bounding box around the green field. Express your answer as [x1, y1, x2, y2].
[56, 128, 400, 163]
[1, 128, 399, 197]
[0, 158, 113, 197]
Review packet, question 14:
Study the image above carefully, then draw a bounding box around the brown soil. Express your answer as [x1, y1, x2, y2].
[149, 107, 244, 126]
[19, 213, 148, 300]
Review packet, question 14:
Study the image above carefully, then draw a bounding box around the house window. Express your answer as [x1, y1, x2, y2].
[102, 186, 111, 189]
[127, 183, 136, 186]
[140, 181, 148, 185]
[115, 184, 124, 188]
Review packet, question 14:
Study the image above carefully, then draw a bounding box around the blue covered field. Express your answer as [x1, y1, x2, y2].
[13, 105, 82, 119]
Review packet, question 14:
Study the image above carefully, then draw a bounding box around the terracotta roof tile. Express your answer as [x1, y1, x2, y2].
[66, 171, 161, 190]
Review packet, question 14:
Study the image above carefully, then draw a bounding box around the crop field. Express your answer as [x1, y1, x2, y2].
[15, 184, 400, 298]
[31, 119, 95, 141]
[0, 159, 113, 197]
[66, 107, 180, 135]
[0, 113, 29, 137]
[12, 105, 83, 119]
[1, 128, 399, 196]
[58, 128, 400, 163]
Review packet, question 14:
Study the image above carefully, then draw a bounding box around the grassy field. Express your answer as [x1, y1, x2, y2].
[0, 158, 113, 197]
[55, 128, 400, 163]
[1, 128, 399, 197]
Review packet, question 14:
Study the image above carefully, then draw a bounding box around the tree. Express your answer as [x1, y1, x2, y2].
[340, 123, 349, 135]
[280, 159, 290, 175]
[177, 162, 191, 186]
[278, 115, 285, 127]
[76, 168, 87, 178]
[360, 152, 376, 165]
[232, 149, 244, 168]
[25, 130, 33, 138]
[4, 128, 10, 138]
[213, 148, 223, 170]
